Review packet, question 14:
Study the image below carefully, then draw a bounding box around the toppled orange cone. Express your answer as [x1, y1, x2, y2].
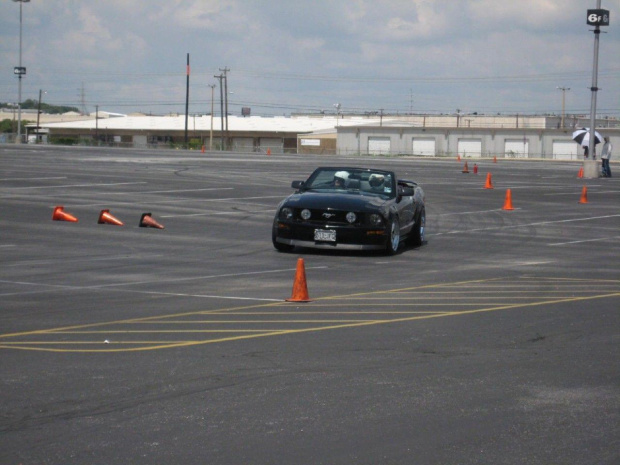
[286, 258, 312, 302]
[139, 213, 164, 229]
[579, 186, 588, 204]
[98, 209, 124, 226]
[52, 206, 78, 223]
[484, 172, 494, 189]
[502, 189, 514, 210]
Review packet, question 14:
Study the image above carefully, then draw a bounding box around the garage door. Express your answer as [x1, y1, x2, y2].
[232, 137, 254, 152]
[457, 139, 482, 158]
[259, 138, 283, 153]
[412, 138, 436, 156]
[552, 141, 580, 160]
[368, 137, 391, 155]
[505, 139, 529, 158]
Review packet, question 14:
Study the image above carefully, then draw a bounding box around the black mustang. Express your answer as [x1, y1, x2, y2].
[272, 167, 425, 254]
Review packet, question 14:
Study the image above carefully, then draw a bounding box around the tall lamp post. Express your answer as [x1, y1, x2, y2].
[586, 3, 610, 161]
[13, 0, 30, 144]
[557, 86, 570, 128]
[36, 89, 46, 143]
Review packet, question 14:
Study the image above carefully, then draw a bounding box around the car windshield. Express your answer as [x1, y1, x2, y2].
[303, 168, 395, 198]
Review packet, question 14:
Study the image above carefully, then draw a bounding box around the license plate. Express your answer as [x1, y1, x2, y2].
[314, 229, 336, 242]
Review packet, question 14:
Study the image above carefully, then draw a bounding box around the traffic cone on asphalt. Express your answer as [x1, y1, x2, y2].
[579, 186, 588, 204]
[201, 145, 205, 153]
[484, 172, 494, 189]
[462, 161, 469, 173]
[98, 209, 124, 226]
[286, 258, 312, 302]
[457, 154, 461, 161]
[502, 189, 514, 210]
[577, 166, 584, 178]
[493, 156, 497, 163]
[267, 148, 271, 156]
[139, 213, 165, 229]
[52, 206, 78, 223]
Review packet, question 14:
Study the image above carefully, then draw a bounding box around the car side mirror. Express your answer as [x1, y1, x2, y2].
[291, 180, 304, 189]
[398, 186, 414, 197]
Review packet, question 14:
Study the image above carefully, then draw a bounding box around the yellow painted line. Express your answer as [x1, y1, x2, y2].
[2, 293, 619, 353]
[2, 275, 618, 353]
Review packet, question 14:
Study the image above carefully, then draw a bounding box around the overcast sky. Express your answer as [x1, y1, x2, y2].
[1, 0, 618, 118]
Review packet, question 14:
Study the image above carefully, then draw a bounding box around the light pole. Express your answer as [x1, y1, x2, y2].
[36, 89, 46, 143]
[13, 0, 30, 144]
[557, 86, 570, 128]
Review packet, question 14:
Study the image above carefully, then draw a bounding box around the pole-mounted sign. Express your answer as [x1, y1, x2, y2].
[587, 9, 610, 26]
[13, 66, 26, 75]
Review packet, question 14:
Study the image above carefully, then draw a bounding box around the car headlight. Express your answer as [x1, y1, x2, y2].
[301, 209, 311, 220]
[368, 213, 383, 226]
[346, 212, 357, 224]
[279, 207, 293, 220]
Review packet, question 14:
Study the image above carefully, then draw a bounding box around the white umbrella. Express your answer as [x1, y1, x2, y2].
[572, 128, 603, 147]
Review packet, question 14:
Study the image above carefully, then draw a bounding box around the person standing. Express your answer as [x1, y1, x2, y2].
[601, 137, 612, 177]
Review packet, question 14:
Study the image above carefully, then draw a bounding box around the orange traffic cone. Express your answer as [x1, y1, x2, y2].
[457, 154, 461, 161]
[473, 163, 478, 174]
[139, 213, 165, 229]
[266, 148, 271, 156]
[52, 206, 78, 223]
[577, 166, 584, 178]
[286, 258, 312, 302]
[201, 145, 205, 153]
[462, 161, 469, 173]
[493, 156, 497, 163]
[484, 172, 494, 189]
[579, 186, 588, 204]
[502, 189, 514, 210]
[98, 209, 124, 226]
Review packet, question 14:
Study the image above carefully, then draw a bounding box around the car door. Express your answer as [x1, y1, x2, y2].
[396, 182, 415, 233]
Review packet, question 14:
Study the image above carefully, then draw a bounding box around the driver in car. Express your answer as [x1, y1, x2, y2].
[332, 171, 349, 188]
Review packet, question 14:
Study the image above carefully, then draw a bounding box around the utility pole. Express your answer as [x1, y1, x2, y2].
[557, 86, 570, 128]
[95, 105, 99, 144]
[184, 53, 190, 148]
[209, 84, 215, 151]
[214, 73, 224, 150]
[220, 67, 230, 150]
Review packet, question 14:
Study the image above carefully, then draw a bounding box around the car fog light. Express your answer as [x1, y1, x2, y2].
[369, 214, 383, 226]
[280, 207, 293, 220]
[301, 209, 311, 220]
[346, 212, 357, 223]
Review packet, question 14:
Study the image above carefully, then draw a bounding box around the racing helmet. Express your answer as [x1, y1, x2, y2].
[369, 173, 385, 187]
[334, 171, 349, 185]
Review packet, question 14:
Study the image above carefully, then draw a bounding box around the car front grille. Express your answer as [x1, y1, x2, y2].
[295, 209, 360, 225]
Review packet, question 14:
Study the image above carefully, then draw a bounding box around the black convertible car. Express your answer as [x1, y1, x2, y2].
[272, 167, 425, 254]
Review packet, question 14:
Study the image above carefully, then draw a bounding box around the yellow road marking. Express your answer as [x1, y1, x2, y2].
[1, 276, 618, 353]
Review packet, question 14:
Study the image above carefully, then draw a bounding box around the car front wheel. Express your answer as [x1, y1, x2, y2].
[410, 207, 425, 247]
[385, 216, 400, 255]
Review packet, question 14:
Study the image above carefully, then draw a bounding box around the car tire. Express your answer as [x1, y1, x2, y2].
[410, 207, 425, 247]
[385, 216, 400, 255]
[272, 227, 294, 252]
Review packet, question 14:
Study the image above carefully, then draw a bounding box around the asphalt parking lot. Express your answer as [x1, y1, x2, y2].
[1, 145, 619, 465]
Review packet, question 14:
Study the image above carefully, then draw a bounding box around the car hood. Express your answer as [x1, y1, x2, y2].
[283, 191, 389, 212]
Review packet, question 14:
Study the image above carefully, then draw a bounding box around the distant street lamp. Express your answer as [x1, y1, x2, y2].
[557, 86, 570, 128]
[13, 0, 30, 144]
